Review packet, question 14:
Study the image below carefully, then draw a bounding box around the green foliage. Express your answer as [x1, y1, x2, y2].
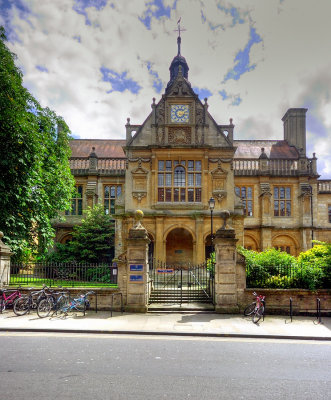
[238, 243, 331, 290]
[206, 252, 215, 273]
[297, 241, 331, 289]
[0, 26, 75, 261]
[46, 204, 115, 263]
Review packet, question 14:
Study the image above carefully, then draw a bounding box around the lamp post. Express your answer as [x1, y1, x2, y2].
[208, 197, 215, 251]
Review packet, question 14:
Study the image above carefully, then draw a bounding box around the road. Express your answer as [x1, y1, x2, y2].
[0, 333, 330, 400]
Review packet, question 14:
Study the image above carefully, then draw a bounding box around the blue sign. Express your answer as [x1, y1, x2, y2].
[157, 269, 174, 274]
[130, 275, 143, 282]
[130, 264, 143, 271]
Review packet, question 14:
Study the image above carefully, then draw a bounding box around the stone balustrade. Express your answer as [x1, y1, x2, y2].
[233, 158, 315, 176]
[69, 157, 126, 175]
[318, 180, 331, 193]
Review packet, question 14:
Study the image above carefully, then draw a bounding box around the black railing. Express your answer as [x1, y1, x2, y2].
[246, 263, 330, 289]
[10, 262, 118, 287]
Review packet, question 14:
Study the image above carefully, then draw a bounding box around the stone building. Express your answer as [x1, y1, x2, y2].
[53, 36, 331, 263]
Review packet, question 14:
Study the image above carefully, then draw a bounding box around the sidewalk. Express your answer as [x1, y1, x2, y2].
[0, 310, 330, 340]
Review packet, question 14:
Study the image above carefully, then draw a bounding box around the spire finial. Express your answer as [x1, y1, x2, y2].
[174, 17, 186, 55]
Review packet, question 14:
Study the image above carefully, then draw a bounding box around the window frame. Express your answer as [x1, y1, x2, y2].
[65, 185, 83, 216]
[273, 186, 292, 217]
[157, 159, 202, 203]
[104, 185, 122, 215]
[328, 204, 331, 223]
[235, 186, 254, 217]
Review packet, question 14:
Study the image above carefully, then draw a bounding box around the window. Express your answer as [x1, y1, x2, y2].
[329, 205, 331, 223]
[158, 160, 202, 202]
[235, 186, 253, 216]
[274, 187, 291, 216]
[104, 185, 122, 215]
[65, 185, 83, 216]
[275, 246, 291, 254]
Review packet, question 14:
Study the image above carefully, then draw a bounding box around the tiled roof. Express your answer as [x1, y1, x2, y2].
[233, 140, 299, 159]
[69, 139, 299, 160]
[69, 139, 126, 158]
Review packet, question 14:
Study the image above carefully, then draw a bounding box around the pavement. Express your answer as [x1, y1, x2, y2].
[0, 308, 330, 340]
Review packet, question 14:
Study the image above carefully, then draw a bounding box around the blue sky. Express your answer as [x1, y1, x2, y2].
[1, 0, 330, 177]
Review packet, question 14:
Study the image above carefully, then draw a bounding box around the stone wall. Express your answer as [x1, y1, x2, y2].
[240, 289, 331, 316]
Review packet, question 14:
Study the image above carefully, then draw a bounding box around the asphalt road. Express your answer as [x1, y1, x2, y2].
[0, 333, 330, 400]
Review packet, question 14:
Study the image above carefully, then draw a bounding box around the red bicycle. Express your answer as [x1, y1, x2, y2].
[0, 286, 22, 313]
[244, 291, 265, 323]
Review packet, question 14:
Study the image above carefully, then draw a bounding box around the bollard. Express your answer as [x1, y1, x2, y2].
[316, 298, 322, 324]
[290, 297, 293, 322]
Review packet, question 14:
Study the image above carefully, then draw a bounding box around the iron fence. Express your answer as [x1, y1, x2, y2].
[9, 262, 118, 287]
[246, 263, 330, 289]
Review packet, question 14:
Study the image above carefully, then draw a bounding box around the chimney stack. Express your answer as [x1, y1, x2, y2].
[282, 108, 307, 155]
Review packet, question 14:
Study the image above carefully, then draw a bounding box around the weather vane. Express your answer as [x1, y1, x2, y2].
[174, 17, 186, 55]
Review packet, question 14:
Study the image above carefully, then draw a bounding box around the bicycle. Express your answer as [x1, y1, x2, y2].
[52, 291, 94, 317]
[244, 291, 265, 323]
[13, 285, 58, 316]
[0, 286, 22, 313]
[37, 289, 69, 318]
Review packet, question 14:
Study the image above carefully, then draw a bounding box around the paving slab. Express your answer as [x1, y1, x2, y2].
[0, 310, 330, 340]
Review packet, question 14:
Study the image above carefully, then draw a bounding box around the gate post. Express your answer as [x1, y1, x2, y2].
[213, 211, 241, 313]
[125, 210, 150, 312]
[0, 232, 12, 287]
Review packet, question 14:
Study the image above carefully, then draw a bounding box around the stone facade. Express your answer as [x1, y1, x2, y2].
[53, 44, 331, 261]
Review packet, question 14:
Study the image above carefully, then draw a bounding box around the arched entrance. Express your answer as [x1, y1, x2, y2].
[166, 228, 193, 265]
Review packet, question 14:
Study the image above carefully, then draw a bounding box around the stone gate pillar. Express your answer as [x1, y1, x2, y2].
[0, 232, 12, 287]
[125, 210, 150, 312]
[214, 211, 245, 313]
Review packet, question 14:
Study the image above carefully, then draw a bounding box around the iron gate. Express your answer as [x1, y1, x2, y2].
[148, 260, 214, 305]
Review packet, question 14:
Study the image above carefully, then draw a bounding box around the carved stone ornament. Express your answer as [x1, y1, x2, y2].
[259, 183, 272, 197]
[131, 158, 149, 202]
[169, 80, 190, 96]
[212, 189, 227, 202]
[156, 99, 165, 125]
[195, 103, 204, 125]
[168, 126, 191, 144]
[86, 181, 97, 197]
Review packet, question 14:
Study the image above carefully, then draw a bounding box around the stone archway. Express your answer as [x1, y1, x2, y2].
[166, 228, 193, 265]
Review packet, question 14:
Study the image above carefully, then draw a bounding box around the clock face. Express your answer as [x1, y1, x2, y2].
[171, 104, 189, 123]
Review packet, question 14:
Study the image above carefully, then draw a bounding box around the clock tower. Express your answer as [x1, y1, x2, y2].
[121, 29, 241, 264]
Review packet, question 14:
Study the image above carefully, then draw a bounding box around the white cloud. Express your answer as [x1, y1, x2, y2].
[3, 0, 331, 177]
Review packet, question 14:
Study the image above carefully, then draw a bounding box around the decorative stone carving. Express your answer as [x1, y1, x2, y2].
[156, 99, 165, 125]
[210, 160, 228, 202]
[130, 158, 149, 203]
[196, 103, 204, 125]
[259, 183, 272, 215]
[168, 126, 191, 144]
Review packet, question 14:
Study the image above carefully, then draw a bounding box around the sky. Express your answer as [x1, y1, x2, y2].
[1, 0, 330, 178]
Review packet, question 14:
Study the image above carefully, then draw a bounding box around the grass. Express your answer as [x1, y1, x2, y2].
[9, 276, 118, 288]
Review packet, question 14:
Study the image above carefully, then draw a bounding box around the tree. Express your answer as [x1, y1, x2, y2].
[0, 26, 75, 261]
[47, 204, 115, 263]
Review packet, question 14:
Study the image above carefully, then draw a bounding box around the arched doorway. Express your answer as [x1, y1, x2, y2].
[166, 228, 193, 265]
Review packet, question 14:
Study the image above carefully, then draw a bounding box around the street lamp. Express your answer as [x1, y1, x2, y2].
[208, 197, 215, 250]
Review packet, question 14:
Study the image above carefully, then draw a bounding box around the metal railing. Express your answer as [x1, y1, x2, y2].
[10, 263, 118, 287]
[246, 263, 330, 289]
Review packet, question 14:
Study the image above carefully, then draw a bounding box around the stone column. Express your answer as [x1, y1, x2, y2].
[0, 232, 12, 287]
[125, 210, 150, 312]
[214, 212, 244, 313]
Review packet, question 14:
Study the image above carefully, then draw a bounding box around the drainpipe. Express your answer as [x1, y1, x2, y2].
[310, 185, 314, 245]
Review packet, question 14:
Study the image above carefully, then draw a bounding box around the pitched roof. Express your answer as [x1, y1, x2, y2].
[69, 139, 126, 158]
[234, 140, 299, 159]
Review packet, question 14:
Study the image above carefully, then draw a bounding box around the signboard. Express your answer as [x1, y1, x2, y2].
[157, 269, 174, 274]
[130, 264, 144, 272]
[129, 275, 143, 282]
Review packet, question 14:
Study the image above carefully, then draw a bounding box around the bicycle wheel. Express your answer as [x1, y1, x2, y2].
[13, 296, 30, 316]
[252, 305, 264, 324]
[0, 298, 5, 312]
[244, 302, 256, 316]
[37, 298, 52, 318]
